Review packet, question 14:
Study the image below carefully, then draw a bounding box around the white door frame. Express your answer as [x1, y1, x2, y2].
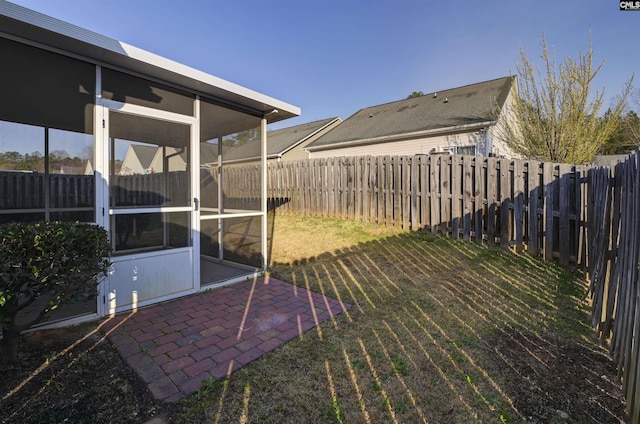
[95, 98, 200, 316]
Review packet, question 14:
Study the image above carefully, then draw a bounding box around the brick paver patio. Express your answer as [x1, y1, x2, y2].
[101, 276, 350, 402]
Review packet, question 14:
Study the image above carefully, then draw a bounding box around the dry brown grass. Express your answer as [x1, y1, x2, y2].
[174, 213, 628, 424]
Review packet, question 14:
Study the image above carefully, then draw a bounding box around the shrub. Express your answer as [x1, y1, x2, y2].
[0, 221, 111, 364]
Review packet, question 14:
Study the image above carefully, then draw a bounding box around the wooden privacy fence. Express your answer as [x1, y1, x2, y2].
[0, 171, 94, 209]
[267, 155, 588, 266]
[587, 152, 640, 423]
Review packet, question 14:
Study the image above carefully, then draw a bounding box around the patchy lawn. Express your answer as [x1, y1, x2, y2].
[1, 214, 629, 423]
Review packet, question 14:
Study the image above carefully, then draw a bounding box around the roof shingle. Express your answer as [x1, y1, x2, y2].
[307, 76, 515, 149]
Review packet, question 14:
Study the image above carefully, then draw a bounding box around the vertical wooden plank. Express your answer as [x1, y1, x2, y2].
[326, 159, 333, 217]
[339, 157, 346, 219]
[311, 159, 318, 215]
[528, 160, 540, 256]
[499, 158, 510, 250]
[355, 156, 362, 221]
[486, 157, 498, 246]
[462, 156, 473, 242]
[513, 160, 524, 253]
[451, 155, 460, 239]
[420, 155, 430, 231]
[402, 156, 411, 230]
[377, 156, 385, 225]
[558, 163, 571, 266]
[393, 156, 401, 227]
[543, 162, 555, 261]
[370, 157, 377, 223]
[305, 160, 312, 215]
[344, 157, 351, 220]
[576, 165, 587, 267]
[360, 157, 367, 222]
[441, 155, 451, 235]
[321, 159, 327, 216]
[280, 162, 288, 212]
[474, 157, 485, 244]
[430, 155, 440, 234]
[298, 161, 306, 215]
[345, 157, 352, 220]
[382, 156, 390, 226]
[293, 161, 300, 212]
[411, 156, 420, 231]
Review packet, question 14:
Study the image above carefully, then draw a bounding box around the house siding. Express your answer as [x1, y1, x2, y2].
[308, 130, 485, 159]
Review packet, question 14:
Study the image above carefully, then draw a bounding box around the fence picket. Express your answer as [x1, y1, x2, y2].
[474, 158, 484, 244]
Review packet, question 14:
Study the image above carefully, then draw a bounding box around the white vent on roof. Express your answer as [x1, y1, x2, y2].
[433, 92, 437, 98]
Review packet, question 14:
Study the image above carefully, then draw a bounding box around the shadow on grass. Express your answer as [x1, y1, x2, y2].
[176, 228, 628, 424]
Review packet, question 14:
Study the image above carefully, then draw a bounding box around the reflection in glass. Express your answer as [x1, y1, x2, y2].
[0, 121, 45, 210]
[110, 112, 190, 208]
[49, 129, 95, 210]
[50, 211, 94, 223]
[111, 211, 190, 253]
[0, 212, 44, 225]
[0, 121, 95, 222]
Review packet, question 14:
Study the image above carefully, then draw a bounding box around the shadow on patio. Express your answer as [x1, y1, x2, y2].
[101, 276, 350, 402]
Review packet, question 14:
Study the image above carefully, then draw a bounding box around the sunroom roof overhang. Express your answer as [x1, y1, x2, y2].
[0, 1, 300, 123]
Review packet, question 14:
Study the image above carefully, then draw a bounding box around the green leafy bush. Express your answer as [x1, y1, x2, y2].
[0, 221, 111, 363]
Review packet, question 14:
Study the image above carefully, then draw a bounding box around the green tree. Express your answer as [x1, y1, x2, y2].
[222, 128, 260, 147]
[0, 222, 111, 363]
[497, 35, 633, 164]
[407, 91, 424, 99]
[601, 109, 640, 154]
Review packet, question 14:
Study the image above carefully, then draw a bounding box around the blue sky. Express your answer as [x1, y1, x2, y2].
[9, 0, 640, 129]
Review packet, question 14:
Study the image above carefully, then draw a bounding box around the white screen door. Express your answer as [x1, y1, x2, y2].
[102, 102, 198, 313]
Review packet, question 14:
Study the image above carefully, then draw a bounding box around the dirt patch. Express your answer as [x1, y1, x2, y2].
[485, 327, 628, 423]
[1, 321, 173, 424]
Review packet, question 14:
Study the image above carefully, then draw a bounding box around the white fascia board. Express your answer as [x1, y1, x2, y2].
[118, 42, 300, 117]
[0, 1, 300, 120]
[306, 120, 496, 152]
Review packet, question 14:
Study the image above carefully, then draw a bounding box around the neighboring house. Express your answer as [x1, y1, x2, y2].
[200, 142, 235, 168]
[223, 117, 342, 164]
[120, 145, 189, 175]
[119, 144, 158, 175]
[0, 2, 299, 325]
[59, 165, 89, 175]
[306, 76, 517, 159]
[592, 154, 632, 167]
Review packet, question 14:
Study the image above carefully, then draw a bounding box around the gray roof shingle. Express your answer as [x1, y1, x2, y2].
[307, 76, 515, 150]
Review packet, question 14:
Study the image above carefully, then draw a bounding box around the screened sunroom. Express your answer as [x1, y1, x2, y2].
[0, 2, 299, 325]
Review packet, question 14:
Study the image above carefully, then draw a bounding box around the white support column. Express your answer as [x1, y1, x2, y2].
[193, 96, 201, 290]
[261, 117, 268, 270]
[217, 135, 224, 260]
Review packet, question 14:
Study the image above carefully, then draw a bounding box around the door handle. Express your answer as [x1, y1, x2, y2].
[194, 198, 199, 211]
